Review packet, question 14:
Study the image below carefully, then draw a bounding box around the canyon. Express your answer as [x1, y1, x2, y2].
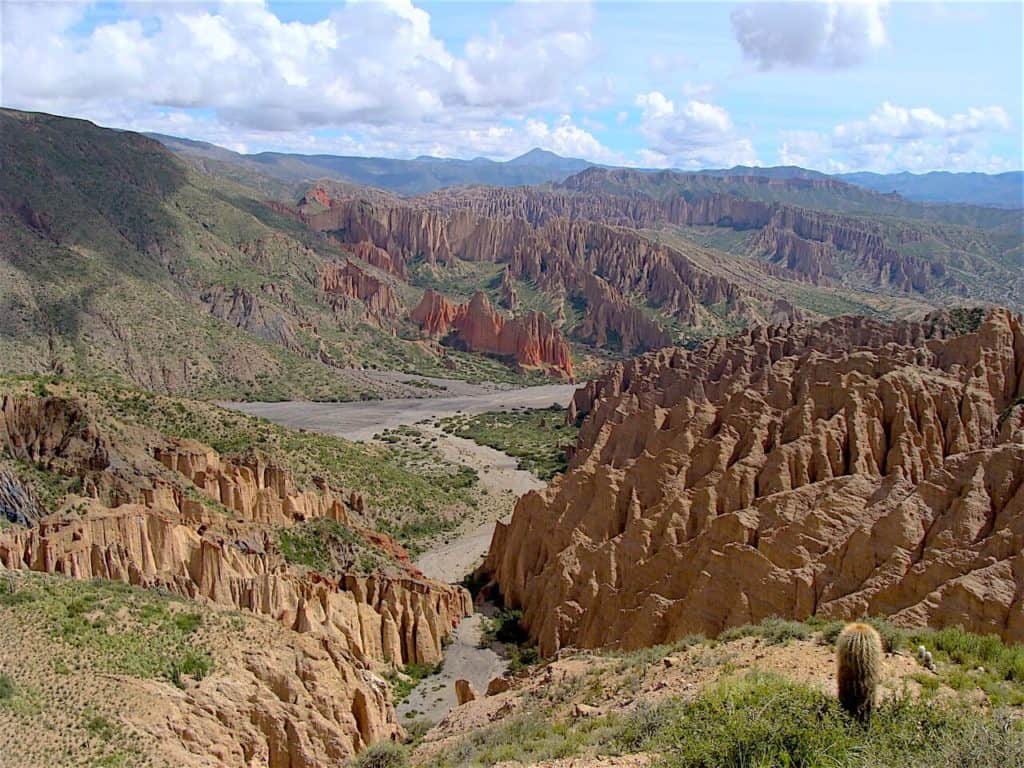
[0, 387, 471, 765]
[411, 291, 574, 379]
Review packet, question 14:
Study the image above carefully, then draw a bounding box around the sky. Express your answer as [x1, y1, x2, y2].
[1, 0, 1021, 172]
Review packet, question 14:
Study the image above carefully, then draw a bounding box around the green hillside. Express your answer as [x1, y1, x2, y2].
[0, 109, 539, 399]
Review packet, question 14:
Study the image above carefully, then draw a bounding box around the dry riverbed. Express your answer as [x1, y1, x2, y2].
[225, 382, 579, 724]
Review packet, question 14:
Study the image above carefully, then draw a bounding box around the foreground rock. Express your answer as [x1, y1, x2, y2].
[484, 308, 1024, 653]
[0, 388, 471, 762]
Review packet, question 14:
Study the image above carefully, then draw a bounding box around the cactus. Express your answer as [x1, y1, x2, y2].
[836, 622, 883, 722]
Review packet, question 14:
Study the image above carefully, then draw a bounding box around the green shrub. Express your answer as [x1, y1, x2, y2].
[719, 616, 810, 645]
[0, 674, 15, 701]
[350, 741, 409, 768]
[170, 650, 213, 688]
[481, 608, 529, 646]
[615, 671, 1024, 768]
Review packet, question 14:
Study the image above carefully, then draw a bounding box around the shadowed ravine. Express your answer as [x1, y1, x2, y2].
[227, 381, 579, 724]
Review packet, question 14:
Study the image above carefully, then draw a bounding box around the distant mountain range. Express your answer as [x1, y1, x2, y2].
[147, 134, 593, 196]
[150, 133, 1023, 209]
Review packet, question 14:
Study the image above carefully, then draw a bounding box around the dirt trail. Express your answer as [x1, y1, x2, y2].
[415, 427, 545, 583]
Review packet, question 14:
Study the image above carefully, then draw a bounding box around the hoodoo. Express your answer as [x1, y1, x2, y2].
[484, 308, 1024, 654]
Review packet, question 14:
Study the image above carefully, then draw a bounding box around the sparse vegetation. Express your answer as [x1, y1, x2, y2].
[427, 670, 1024, 768]
[351, 740, 410, 768]
[440, 405, 578, 480]
[0, 574, 213, 684]
[385, 662, 444, 704]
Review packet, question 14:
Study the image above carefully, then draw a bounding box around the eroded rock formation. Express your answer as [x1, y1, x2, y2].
[0, 390, 472, 761]
[287, 188, 798, 356]
[425, 170, 966, 297]
[485, 308, 1024, 652]
[319, 259, 404, 324]
[412, 291, 575, 379]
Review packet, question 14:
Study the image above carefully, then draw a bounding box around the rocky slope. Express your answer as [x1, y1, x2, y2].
[293, 187, 801, 354]
[484, 308, 1024, 653]
[0, 109, 552, 398]
[412, 291, 574, 379]
[425, 170, 1023, 308]
[0, 383, 471, 763]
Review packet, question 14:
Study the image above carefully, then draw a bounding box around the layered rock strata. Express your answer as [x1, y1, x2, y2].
[319, 259, 404, 324]
[425, 171, 963, 296]
[485, 309, 1024, 652]
[293, 190, 796, 355]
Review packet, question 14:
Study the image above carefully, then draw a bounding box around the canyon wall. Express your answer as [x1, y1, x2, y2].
[485, 309, 1024, 653]
[294, 189, 795, 355]
[0, 391, 472, 761]
[411, 290, 574, 379]
[425, 172, 962, 296]
[319, 259, 404, 324]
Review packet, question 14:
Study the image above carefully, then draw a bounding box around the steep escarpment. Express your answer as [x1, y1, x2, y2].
[485, 308, 1024, 653]
[0, 386, 471, 761]
[426, 170, 1021, 305]
[294, 189, 797, 354]
[320, 259, 404, 325]
[412, 291, 574, 379]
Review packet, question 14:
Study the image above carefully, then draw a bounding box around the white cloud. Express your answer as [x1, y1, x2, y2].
[780, 102, 1015, 172]
[832, 102, 1010, 145]
[2, 0, 593, 134]
[635, 91, 758, 169]
[731, 1, 888, 70]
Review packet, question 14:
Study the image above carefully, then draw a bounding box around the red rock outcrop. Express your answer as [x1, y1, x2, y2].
[499, 266, 519, 311]
[319, 259, 404, 325]
[349, 240, 407, 279]
[412, 291, 574, 379]
[485, 308, 1024, 653]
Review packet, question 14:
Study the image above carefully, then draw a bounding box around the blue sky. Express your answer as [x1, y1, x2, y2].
[1, 1, 1021, 172]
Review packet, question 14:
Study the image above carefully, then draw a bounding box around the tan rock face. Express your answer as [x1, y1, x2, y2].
[484, 309, 1024, 654]
[412, 290, 575, 379]
[286, 189, 799, 357]
[454, 678, 478, 705]
[424, 170, 966, 298]
[319, 259, 404, 325]
[0, 391, 472, 759]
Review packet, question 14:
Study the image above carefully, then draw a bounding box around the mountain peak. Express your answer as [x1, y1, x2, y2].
[508, 147, 566, 166]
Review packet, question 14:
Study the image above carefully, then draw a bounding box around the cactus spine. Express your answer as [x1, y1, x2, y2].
[836, 622, 883, 722]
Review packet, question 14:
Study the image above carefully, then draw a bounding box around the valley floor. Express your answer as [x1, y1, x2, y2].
[232, 383, 579, 731]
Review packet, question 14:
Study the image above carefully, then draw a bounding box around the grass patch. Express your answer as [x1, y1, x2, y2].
[719, 616, 811, 645]
[440, 405, 578, 480]
[0, 674, 15, 701]
[429, 671, 1024, 768]
[618, 671, 1024, 768]
[0, 574, 213, 685]
[384, 661, 443, 704]
[350, 740, 409, 768]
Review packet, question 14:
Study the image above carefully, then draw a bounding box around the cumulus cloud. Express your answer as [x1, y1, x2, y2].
[731, 1, 888, 70]
[635, 91, 757, 169]
[2, 0, 594, 141]
[779, 102, 1015, 172]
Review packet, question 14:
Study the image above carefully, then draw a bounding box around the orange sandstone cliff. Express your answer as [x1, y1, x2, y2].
[484, 308, 1024, 654]
[412, 291, 575, 379]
